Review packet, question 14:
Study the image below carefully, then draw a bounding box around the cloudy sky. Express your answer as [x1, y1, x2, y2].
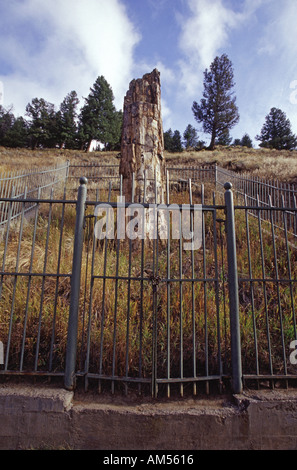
[0, 0, 297, 146]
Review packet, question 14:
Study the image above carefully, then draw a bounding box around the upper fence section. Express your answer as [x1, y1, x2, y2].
[1, 159, 297, 234]
[216, 166, 297, 235]
[0, 163, 69, 227]
[68, 162, 297, 205]
[216, 166, 296, 207]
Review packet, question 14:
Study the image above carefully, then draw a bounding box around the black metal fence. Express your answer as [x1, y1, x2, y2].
[0, 166, 297, 397]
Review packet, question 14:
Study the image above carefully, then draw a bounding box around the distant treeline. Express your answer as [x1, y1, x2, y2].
[0, 76, 123, 152]
[1, 56, 297, 152]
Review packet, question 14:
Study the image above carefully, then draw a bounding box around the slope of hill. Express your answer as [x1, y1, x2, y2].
[1, 146, 297, 183]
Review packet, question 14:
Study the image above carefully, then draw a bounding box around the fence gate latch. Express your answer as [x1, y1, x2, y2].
[149, 274, 161, 287]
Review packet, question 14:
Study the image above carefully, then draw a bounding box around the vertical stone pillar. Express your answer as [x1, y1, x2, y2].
[119, 69, 166, 205]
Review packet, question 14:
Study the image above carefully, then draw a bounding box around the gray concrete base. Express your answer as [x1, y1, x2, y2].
[1, 384, 297, 450]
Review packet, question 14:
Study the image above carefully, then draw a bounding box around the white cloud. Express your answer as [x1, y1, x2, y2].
[251, 0, 297, 132]
[177, 0, 267, 99]
[177, 0, 240, 97]
[257, 0, 297, 65]
[0, 0, 141, 115]
[179, 0, 236, 70]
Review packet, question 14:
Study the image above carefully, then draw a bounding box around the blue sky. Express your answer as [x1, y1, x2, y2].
[0, 0, 297, 147]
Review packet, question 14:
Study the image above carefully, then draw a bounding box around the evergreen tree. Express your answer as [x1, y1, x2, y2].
[215, 129, 232, 146]
[0, 106, 14, 145]
[164, 128, 174, 151]
[57, 90, 79, 149]
[233, 138, 241, 146]
[192, 54, 239, 150]
[183, 124, 198, 149]
[164, 128, 183, 152]
[233, 134, 253, 148]
[256, 107, 297, 150]
[78, 76, 120, 151]
[241, 133, 253, 148]
[0, 106, 29, 148]
[172, 130, 183, 152]
[25, 98, 56, 149]
[107, 109, 123, 150]
[5, 117, 29, 148]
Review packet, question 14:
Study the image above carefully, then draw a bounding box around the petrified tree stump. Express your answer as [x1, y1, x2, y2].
[119, 69, 166, 205]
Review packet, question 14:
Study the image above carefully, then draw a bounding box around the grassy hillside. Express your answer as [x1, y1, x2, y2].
[1, 145, 297, 183]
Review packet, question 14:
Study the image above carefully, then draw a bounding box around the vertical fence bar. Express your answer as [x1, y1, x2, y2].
[224, 182, 243, 394]
[5, 187, 27, 371]
[64, 177, 88, 390]
[189, 179, 197, 396]
[35, 188, 53, 371]
[49, 187, 67, 371]
[21, 187, 41, 371]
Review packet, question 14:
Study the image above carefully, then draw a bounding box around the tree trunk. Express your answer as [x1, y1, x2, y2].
[209, 128, 216, 150]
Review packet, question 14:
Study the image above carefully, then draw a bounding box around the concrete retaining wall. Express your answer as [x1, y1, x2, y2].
[1, 384, 297, 450]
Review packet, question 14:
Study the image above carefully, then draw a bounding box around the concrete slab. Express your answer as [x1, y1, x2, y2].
[0, 384, 297, 450]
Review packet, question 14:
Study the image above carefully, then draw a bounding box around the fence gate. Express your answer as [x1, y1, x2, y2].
[64, 178, 241, 397]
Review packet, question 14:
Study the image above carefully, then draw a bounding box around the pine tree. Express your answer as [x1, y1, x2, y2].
[183, 124, 198, 149]
[164, 128, 183, 152]
[256, 108, 297, 150]
[0, 106, 14, 145]
[215, 129, 232, 146]
[57, 90, 79, 149]
[164, 128, 174, 151]
[241, 133, 253, 148]
[25, 98, 56, 149]
[78, 76, 120, 151]
[192, 54, 239, 150]
[172, 130, 183, 152]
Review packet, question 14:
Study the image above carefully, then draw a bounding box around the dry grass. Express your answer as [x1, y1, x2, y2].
[0, 147, 119, 173]
[1, 145, 297, 183]
[166, 146, 297, 183]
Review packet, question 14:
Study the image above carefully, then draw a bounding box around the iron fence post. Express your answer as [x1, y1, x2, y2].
[66, 160, 70, 182]
[224, 182, 243, 394]
[64, 177, 88, 390]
